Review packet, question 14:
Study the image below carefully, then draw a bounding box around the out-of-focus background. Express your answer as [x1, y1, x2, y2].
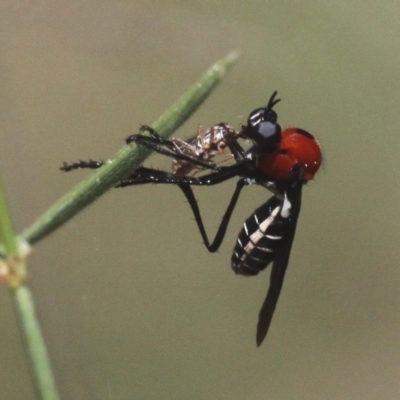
[2, 2, 400, 399]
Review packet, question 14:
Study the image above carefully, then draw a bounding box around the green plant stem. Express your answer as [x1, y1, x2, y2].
[11, 286, 60, 400]
[21, 50, 240, 245]
[0, 53, 239, 398]
[0, 176, 18, 257]
[0, 175, 59, 400]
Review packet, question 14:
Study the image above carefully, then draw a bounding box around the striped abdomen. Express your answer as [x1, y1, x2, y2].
[231, 193, 292, 276]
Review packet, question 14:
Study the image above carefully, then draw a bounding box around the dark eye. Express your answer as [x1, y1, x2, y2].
[242, 108, 282, 146]
[255, 121, 281, 144]
[244, 120, 282, 149]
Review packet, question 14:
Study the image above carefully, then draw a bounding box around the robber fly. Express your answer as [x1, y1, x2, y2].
[60, 91, 322, 346]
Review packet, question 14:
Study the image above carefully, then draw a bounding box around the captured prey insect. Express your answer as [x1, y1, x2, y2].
[60, 91, 322, 346]
[171, 122, 240, 176]
[59, 124, 234, 174]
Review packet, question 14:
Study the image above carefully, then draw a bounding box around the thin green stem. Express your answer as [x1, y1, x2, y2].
[0, 175, 18, 256]
[0, 53, 239, 398]
[11, 286, 60, 400]
[21, 51, 240, 245]
[0, 174, 59, 400]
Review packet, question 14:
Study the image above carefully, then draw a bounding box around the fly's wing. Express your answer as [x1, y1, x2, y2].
[256, 183, 303, 347]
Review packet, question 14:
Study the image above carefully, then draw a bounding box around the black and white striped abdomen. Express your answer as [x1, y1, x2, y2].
[231, 193, 292, 276]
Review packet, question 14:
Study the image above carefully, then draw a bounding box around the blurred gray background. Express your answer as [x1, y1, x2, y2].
[1, 1, 400, 399]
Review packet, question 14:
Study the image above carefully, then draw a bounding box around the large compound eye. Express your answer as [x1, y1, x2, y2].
[244, 108, 281, 146]
[252, 121, 282, 146]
